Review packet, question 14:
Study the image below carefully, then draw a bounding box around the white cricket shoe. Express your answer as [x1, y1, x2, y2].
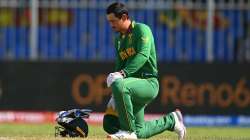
[107, 130, 137, 139]
[172, 109, 187, 140]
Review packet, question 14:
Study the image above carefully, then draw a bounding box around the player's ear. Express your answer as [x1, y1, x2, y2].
[121, 14, 128, 21]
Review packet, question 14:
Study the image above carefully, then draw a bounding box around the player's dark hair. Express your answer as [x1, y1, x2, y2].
[106, 2, 129, 19]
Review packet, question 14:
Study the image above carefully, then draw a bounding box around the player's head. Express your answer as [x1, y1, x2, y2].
[106, 2, 130, 32]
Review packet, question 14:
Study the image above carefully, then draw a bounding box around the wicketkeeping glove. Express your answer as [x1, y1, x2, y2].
[106, 71, 125, 87]
[107, 95, 116, 110]
[105, 95, 118, 117]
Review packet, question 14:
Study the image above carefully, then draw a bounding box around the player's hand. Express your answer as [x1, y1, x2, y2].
[106, 71, 124, 87]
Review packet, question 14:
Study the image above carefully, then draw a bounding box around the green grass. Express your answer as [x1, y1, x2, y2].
[0, 123, 250, 140]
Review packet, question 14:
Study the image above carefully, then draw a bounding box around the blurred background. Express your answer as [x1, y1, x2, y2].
[0, 0, 249, 127]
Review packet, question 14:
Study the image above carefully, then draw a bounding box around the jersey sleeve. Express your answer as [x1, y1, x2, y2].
[123, 25, 152, 77]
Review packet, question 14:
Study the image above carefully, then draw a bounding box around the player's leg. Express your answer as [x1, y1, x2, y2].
[133, 101, 175, 138]
[110, 77, 158, 132]
[110, 77, 186, 139]
[137, 111, 176, 138]
[133, 102, 186, 139]
[103, 105, 186, 139]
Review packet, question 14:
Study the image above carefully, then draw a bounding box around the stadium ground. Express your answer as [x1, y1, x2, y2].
[0, 123, 250, 140]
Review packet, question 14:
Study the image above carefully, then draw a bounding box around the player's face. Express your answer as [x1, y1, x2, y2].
[107, 13, 123, 32]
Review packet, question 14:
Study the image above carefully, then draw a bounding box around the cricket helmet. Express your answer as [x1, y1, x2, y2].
[55, 109, 91, 138]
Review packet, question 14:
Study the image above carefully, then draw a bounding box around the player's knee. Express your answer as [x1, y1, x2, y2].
[111, 79, 124, 94]
[103, 114, 120, 134]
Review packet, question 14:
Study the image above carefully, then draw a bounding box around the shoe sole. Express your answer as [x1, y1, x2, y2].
[175, 109, 187, 140]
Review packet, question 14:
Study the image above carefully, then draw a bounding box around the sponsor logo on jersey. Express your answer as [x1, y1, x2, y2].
[119, 47, 136, 60]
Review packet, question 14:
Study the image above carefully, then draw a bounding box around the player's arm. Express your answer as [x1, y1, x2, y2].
[122, 25, 152, 77]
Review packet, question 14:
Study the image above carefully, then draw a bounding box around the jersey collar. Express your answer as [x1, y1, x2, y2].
[127, 20, 135, 34]
[120, 20, 135, 39]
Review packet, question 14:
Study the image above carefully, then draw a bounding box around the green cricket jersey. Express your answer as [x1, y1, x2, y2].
[114, 21, 158, 78]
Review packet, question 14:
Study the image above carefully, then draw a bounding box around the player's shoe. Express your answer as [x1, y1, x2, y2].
[172, 109, 186, 140]
[107, 130, 137, 139]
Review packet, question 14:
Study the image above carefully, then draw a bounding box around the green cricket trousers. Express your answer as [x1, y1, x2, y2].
[103, 77, 175, 138]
